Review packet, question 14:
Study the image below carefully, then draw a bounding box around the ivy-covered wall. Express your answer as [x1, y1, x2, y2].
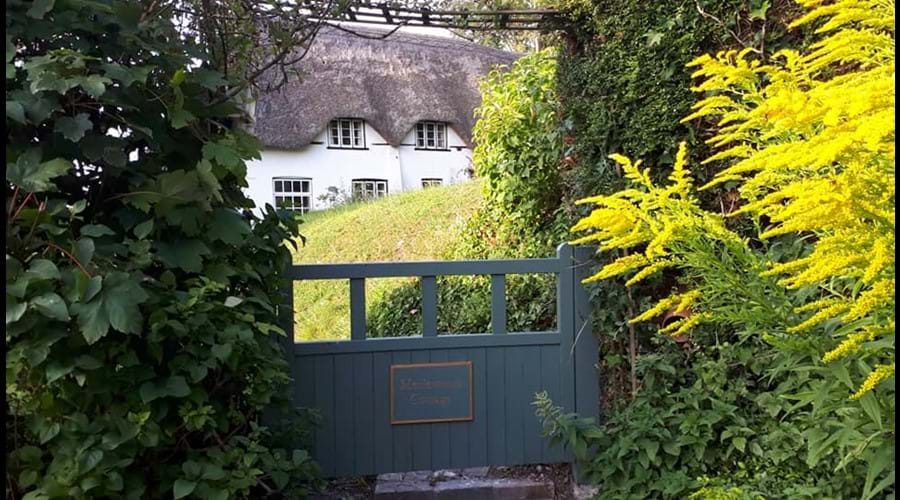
[555, 0, 806, 206]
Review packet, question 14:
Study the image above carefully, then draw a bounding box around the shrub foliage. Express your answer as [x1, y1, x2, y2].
[6, 2, 315, 498]
[541, 0, 894, 497]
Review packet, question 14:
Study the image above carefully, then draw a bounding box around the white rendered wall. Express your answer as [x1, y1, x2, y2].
[396, 126, 472, 191]
[245, 123, 473, 214]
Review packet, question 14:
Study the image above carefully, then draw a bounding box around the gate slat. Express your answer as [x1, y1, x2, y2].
[421, 276, 438, 337]
[486, 347, 506, 464]
[349, 278, 366, 341]
[373, 352, 393, 470]
[429, 350, 451, 470]
[391, 351, 413, 472]
[314, 355, 336, 476]
[490, 274, 506, 334]
[540, 345, 563, 463]
[410, 350, 432, 471]
[504, 346, 525, 465]
[354, 353, 375, 474]
[447, 349, 470, 469]
[334, 354, 356, 475]
[522, 347, 542, 464]
[468, 347, 488, 466]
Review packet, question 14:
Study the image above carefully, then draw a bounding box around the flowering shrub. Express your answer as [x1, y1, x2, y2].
[557, 0, 894, 496]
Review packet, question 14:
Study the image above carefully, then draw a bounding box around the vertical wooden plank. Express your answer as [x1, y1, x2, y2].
[349, 278, 366, 341]
[334, 354, 355, 475]
[522, 347, 543, 464]
[314, 355, 336, 477]
[429, 350, 451, 470]
[410, 350, 432, 471]
[468, 348, 488, 466]
[490, 274, 507, 334]
[540, 345, 564, 463]
[557, 243, 576, 413]
[296, 354, 316, 413]
[421, 276, 438, 337]
[486, 348, 506, 464]
[573, 246, 600, 423]
[373, 352, 393, 473]
[505, 346, 525, 465]
[354, 353, 375, 474]
[447, 349, 470, 469]
[392, 351, 413, 472]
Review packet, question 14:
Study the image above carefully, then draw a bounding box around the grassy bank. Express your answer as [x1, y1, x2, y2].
[290, 180, 483, 340]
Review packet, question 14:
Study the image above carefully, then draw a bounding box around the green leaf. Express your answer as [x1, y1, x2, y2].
[6, 101, 26, 124]
[749, 0, 770, 20]
[208, 209, 250, 245]
[79, 448, 103, 473]
[27, 259, 60, 280]
[74, 238, 95, 267]
[72, 272, 148, 344]
[101, 63, 152, 87]
[169, 108, 195, 129]
[39, 422, 60, 444]
[166, 376, 191, 398]
[6, 299, 27, 324]
[170, 69, 186, 87]
[224, 296, 242, 308]
[858, 392, 882, 430]
[156, 240, 210, 273]
[80, 224, 115, 237]
[54, 113, 93, 142]
[732, 436, 747, 452]
[6, 36, 14, 63]
[133, 220, 153, 239]
[80, 75, 111, 98]
[46, 359, 74, 383]
[211, 343, 232, 361]
[7, 149, 72, 192]
[27, 0, 55, 18]
[173, 480, 197, 499]
[31, 292, 69, 321]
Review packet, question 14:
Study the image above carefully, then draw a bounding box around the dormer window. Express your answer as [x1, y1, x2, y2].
[416, 122, 447, 150]
[329, 119, 365, 149]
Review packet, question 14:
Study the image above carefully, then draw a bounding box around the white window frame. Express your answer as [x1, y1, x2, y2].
[273, 177, 312, 213]
[415, 122, 447, 150]
[352, 179, 388, 200]
[328, 119, 366, 149]
[421, 178, 443, 188]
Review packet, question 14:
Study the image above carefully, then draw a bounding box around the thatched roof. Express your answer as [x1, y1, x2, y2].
[251, 25, 519, 149]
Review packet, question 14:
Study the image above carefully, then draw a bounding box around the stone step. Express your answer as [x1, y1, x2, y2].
[374, 468, 555, 500]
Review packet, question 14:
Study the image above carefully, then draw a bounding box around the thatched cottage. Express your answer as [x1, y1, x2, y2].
[245, 25, 518, 213]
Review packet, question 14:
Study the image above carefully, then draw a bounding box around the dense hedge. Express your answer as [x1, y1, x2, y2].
[5, 3, 316, 498]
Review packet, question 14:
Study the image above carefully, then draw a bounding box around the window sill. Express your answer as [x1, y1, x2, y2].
[327, 146, 369, 151]
[414, 148, 451, 152]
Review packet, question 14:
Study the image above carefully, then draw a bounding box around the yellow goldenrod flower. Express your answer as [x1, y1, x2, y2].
[849, 364, 895, 400]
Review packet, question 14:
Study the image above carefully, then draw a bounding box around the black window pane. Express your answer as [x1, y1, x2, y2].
[292, 181, 301, 192]
[301, 181, 309, 191]
[274, 180, 283, 192]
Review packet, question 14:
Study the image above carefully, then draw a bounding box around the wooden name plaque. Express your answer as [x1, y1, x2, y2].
[390, 361, 473, 425]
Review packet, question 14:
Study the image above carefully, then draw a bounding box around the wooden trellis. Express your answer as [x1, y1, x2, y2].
[303, 1, 564, 31]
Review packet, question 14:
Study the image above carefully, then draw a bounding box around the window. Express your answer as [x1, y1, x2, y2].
[352, 179, 388, 200]
[421, 178, 443, 188]
[328, 119, 365, 149]
[273, 177, 312, 213]
[415, 122, 447, 150]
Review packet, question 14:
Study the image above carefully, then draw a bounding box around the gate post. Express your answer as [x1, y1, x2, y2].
[572, 245, 599, 423]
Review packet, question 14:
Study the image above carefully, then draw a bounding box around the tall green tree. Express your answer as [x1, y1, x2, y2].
[5, 1, 333, 497]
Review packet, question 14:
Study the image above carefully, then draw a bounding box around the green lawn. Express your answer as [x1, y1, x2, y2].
[290, 180, 483, 341]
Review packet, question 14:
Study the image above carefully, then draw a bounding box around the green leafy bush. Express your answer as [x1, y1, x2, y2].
[6, 3, 316, 498]
[367, 50, 565, 336]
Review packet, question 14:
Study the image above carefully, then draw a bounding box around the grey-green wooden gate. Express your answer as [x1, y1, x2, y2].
[280, 244, 598, 477]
